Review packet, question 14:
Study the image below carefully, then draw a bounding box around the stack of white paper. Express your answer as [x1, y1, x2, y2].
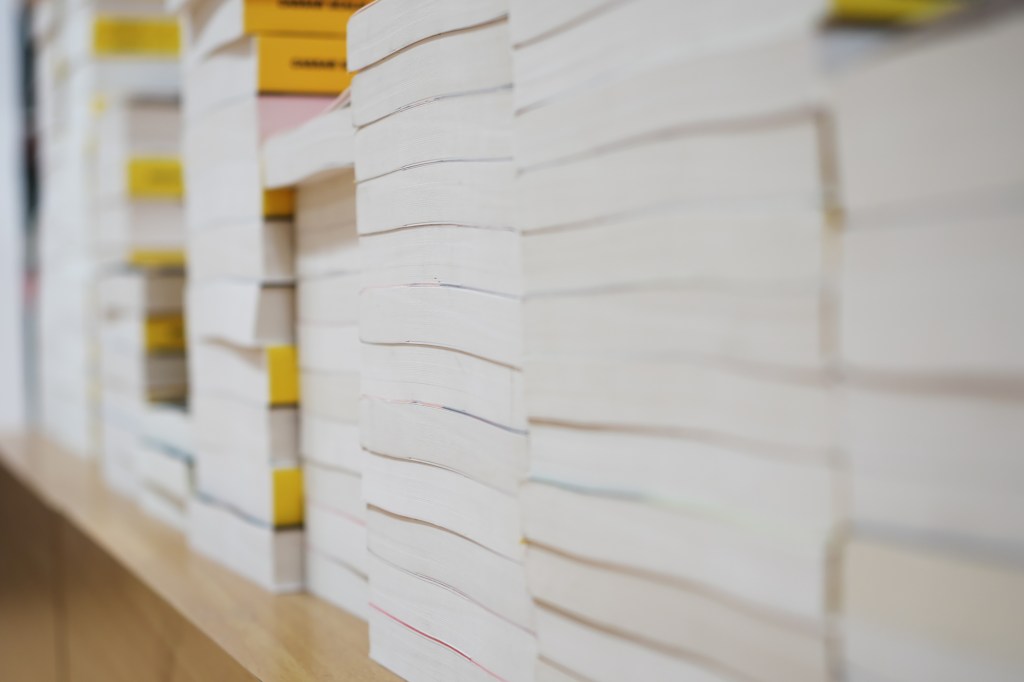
[512, 1, 841, 680]
[834, 10, 1024, 681]
[350, 1, 536, 679]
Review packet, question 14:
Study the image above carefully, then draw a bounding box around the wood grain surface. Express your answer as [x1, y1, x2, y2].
[0, 432, 399, 682]
[0, 463, 63, 682]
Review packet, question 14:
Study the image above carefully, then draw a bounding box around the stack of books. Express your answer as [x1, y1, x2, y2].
[263, 99, 366, 616]
[97, 269, 187, 496]
[37, 142, 97, 457]
[835, 7, 1024, 680]
[92, 98, 185, 267]
[35, 0, 181, 457]
[34, 0, 91, 456]
[177, 0, 361, 591]
[27, 0, 1024, 675]
[513, 1, 842, 679]
[349, 1, 535, 679]
[63, 0, 180, 99]
[92, 94, 189, 499]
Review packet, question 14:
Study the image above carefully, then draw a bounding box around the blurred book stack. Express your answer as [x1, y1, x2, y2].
[97, 269, 186, 496]
[350, 1, 536, 679]
[93, 95, 188, 499]
[177, 0, 362, 591]
[834, 7, 1024, 680]
[512, 1, 845, 679]
[63, 0, 179, 100]
[263, 99, 366, 616]
[92, 98, 185, 266]
[34, 0, 90, 455]
[35, 0, 180, 457]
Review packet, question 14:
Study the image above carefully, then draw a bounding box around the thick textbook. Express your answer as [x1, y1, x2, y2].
[185, 34, 348, 122]
[190, 341, 299, 406]
[185, 0, 369, 58]
[262, 97, 354, 188]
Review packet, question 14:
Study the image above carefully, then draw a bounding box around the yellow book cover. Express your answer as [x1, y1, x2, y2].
[145, 314, 186, 352]
[263, 187, 295, 218]
[128, 249, 186, 269]
[257, 35, 351, 96]
[93, 16, 181, 56]
[273, 468, 304, 527]
[832, 0, 960, 23]
[266, 345, 300, 406]
[127, 157, 183, 199]
[243, 0, 369, 37]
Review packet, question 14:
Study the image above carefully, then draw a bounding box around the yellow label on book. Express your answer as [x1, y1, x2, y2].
[145, 314, 185, 352]
[257, 35, 351, 96]
[243, 0, 368, 37]
[273, 468, 304, 526]
[831, 0, 959, 22]
[93, 17, 181, 56]
[128, 157, 183, 199]
[128, 249, 186, 268]
[263, 188, 295, 218]
[266, 345, 299, 405]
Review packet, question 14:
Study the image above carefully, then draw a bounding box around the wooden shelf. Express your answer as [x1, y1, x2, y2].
[0, 432, 398, 682]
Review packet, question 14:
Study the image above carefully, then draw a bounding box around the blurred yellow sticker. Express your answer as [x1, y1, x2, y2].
[128, 157, 183, 199]
[266, 345, 300, 405]
[263, 187, 295, 218]
[93, 17, 180, 56]
[273, 468, 304, 527]
[144, 314, 185, 352]
[832, 0, 960, 23]
[128, 249, 186, 268]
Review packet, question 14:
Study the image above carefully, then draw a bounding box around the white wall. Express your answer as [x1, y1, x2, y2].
[0, 0, 27, 430]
